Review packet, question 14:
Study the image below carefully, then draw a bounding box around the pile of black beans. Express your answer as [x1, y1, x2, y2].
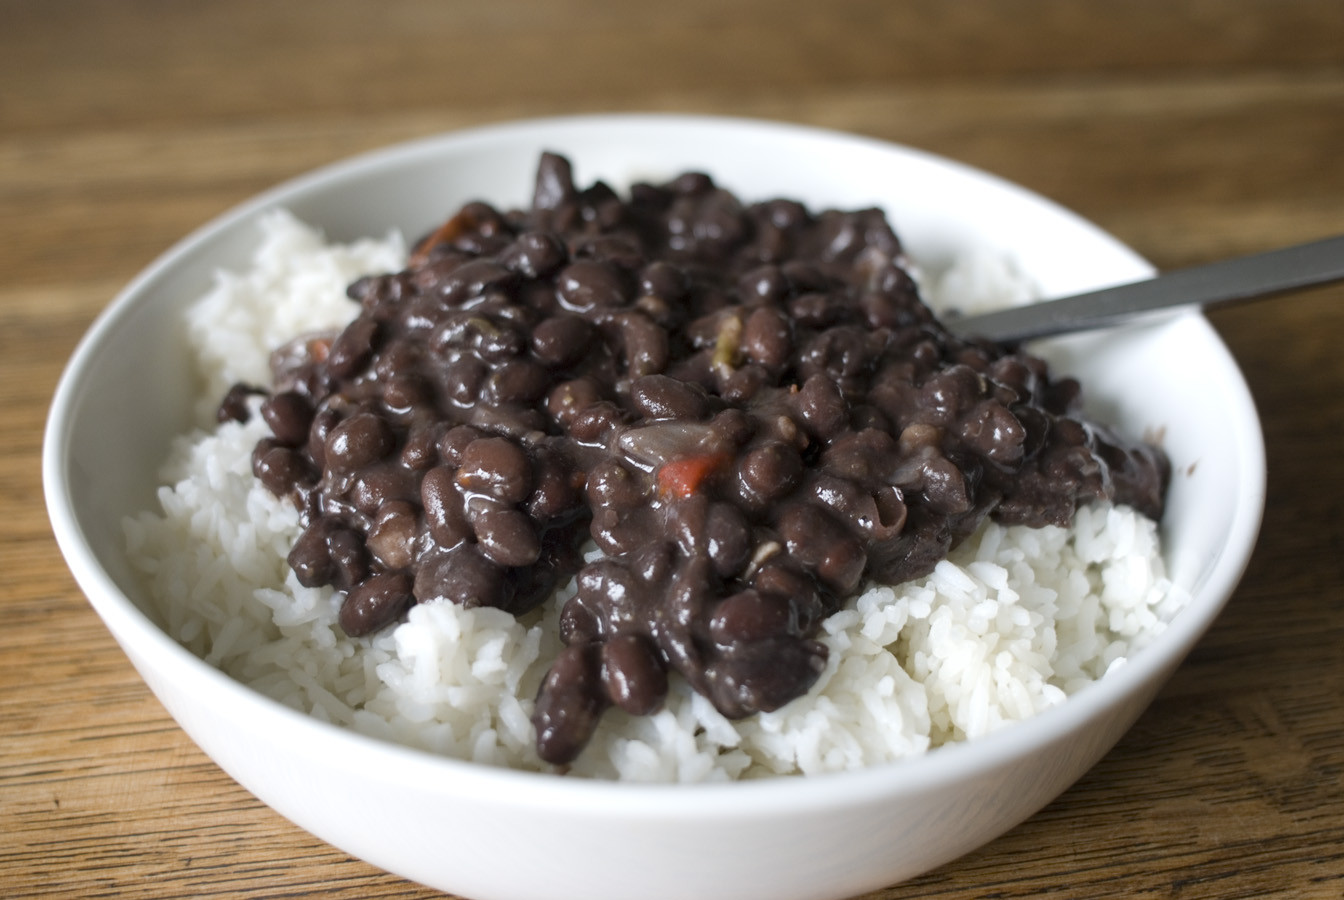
[224, 153, 1169, 766]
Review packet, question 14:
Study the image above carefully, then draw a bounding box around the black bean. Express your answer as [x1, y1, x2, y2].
[638, 261, 687, 302]
[532, 152, 576, 210]
[218, 383, 263, 424]
[557, 260, 629, 311]
[573, 559, 641, 636]
[413, 544, 504, 608]
[307, 405, 341, 469]
[630, 374, 708, 421]
[367, 500, 420, 570]
[918, 364, 986, 425]
[526, 453, 582, 521]
[820, 428, 899, 483]
[500, 231, 567, 278]
[457, 437, 532, 504]
[751, 562, 827, 636]
[776, 503, 867, 595]
[385, 373, 430, 411]
[719, 363, 768, 403]
[533, 643, 606, 766]
[252, 439, 311, 495]
[325, 412, 394, 472]
[741, 306, 791, 370]
[586, 458, 645, 510]
[436, 424, 485, 467]
[435, 259, 517, 306]
[349, 465, 417, 515]
[420, 465, 472, 550]
[958, 400, 1027, 467]
[531, 315, 594, 368]
[793, 374, 848, 439]
[470, 499, 542, 568]
[287, 520, 334, 587]
[709, 590, 793, 645]
[487, 358, 551, 405]
[326, 318, 380, 378]
[704, 501, 751, 578]
[339, 573, 415, 637]
[327, 527, 369, 591]
[704, 636, 828, 719]
[600, 635, 668, 715]
[615, 311, 669, 377]
[737, 265, 790, 303]
[567, 401, 623, 445]
[400, 423, 442, 470]
[737, 441, 803, 504]
[545, 377, 604, 429]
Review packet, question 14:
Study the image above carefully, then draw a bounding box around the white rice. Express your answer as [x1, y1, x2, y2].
[124, 210, 1185, 782]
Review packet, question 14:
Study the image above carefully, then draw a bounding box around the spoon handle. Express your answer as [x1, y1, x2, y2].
[945, 234, 1344, 343]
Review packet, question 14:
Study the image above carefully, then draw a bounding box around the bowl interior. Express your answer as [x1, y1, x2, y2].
[43, 114, 1266, 899]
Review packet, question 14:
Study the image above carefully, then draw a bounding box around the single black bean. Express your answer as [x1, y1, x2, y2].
[457, 437, 532, 505]
[486, 358, 551, 405]
[958, 400, 1026, 467]
[382, 373, 431, 412]
[400, 423, 442, 470]
[638, 260, 688, 303]
[499, 231, 567, 278]
[585, 458, 645, 510]
[287, 520, 334, 587]
[741, 306, 792, 371]
[413, 544, 504, 608]
[327, 318, 380, 378]
[776, 502, 867, 595]
[705, 502, 752, 578]
[435, 259, 516, 306]
[630, 374, 708, 421]
[349, 465, 417, 515]
[367, 500, 420, 570]
[709, 590, 794, 645]
[420, 465, 472, 549]
[530, 315, 594, 368]
[436, 424, 485, 467]
[218, 383, 263, 424]
[252, 439, 311, 496]
[703, 636, 828, 719]
[326, 527, 369, 591]
[615, 312, 669, 378]
[306, 405, 341, 469]
[545, 377, 603, 429]
[737, 265, 790, 303]
[567, 401, 623, 445]
[470, 500, 542, 568]
[339, 572, 415, 637]
[557, 260, 629, 311]
[532, 643, 606, 766]
[737, 441, 803, 505]
[573, 559, 642, 636]
[325, 412, 394, 472]
[793, 374, 848, 440]
[600, 635, 668, 715]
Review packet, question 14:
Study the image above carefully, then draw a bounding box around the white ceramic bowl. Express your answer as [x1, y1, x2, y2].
[44, 115, 1264, 900]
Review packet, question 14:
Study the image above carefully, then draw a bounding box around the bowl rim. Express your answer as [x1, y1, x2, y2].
[43, 112, 1267, 815]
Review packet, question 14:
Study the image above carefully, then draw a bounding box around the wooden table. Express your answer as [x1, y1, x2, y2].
[4, 2, 1343, 897]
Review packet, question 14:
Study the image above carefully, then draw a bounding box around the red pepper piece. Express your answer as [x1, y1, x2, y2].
[657, 452, 731, 500]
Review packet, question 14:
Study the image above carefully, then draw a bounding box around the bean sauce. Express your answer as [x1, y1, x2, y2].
[226, 154, 1168, 766]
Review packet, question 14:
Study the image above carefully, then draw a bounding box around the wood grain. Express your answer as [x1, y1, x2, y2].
[3, 2, 1343, 898]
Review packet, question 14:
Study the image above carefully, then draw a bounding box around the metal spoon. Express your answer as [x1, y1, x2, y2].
[943, 234, 1344, 343]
